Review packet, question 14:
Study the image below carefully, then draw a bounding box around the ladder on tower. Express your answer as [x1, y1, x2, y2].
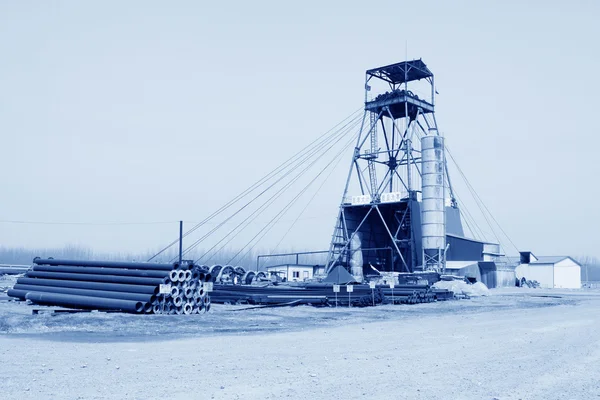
[367, 111, 378, 198]
[326, 210, 348, 270]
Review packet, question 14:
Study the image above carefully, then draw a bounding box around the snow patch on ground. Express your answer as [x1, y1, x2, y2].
[433, 280, 490, 297]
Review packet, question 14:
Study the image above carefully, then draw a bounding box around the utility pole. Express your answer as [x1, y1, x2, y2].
[178, 220, 183, 265]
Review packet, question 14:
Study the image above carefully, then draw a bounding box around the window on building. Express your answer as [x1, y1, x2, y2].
[293, 271, 300, 278]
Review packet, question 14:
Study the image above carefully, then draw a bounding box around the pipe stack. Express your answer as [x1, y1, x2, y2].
[154, 265, 213, 314]
[379, 284, 440, 304]
[210, 283, 384, 307]
[7, 258, 212, 314]
[209, 282, 450, 307]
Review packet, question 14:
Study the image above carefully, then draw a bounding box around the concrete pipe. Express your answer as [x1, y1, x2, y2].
[191, 269, 201, 281]
[177, 270, 186, 282]
[169, 270, 179, 282]
[184, 287, 194, 299]
[188, 282, 198, 292]
[175, 306, 184, 315]
[183, 302, 193, 315]
[152, 304, 162, 314]
[170, 286, 180, 298]
[173, 296, 183, 307]
[25, 292, 145, 313]
[16, 277, 159, 294]
[33, 257, 175, 271]
[12, 284, 156, 303]
[184, 270, 192, 282]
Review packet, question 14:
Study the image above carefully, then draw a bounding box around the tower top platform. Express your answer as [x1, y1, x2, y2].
[365, 89, 434, 119]
[366, 59, 433, 85]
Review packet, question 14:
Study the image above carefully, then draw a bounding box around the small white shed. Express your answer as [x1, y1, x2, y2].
[265, 264, 322, 282]
[515, 253, 581, 289]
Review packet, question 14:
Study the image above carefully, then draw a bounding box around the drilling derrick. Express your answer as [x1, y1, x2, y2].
[326, 59, 453, 276]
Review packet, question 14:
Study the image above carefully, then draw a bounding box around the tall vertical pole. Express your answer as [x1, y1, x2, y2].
[178, 220, 183, 265]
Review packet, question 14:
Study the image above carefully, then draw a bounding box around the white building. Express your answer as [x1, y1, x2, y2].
[264, 264, 323, 282]
[515, 252, 581, 289]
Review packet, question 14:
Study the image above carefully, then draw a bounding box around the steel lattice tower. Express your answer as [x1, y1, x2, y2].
[325, 59, 455, 276]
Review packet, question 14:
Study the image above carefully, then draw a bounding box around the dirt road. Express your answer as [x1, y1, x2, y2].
[1, 289, 599, 399]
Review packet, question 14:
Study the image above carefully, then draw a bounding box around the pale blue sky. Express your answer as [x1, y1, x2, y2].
[0, 0, 598, 258]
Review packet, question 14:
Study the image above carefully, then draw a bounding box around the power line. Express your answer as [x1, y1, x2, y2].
[0, 219, 177, 226]
[190, 116, 363, 263]
[147, 107, 364, 261]
[227, 130, 359, 265]
[182, 114, 362, 260]
[261, 130, 350, 267]
[446, 145, 520, 255]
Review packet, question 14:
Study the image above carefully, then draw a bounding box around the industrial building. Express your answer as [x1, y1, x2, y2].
[515, 252, 581, 289]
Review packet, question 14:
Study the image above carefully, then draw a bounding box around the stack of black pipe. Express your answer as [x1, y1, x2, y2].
[7, 258, 211, 314]
[210, 282, 452, 307]
[211, 283, 384, 307]
[379, 284, 453, 304]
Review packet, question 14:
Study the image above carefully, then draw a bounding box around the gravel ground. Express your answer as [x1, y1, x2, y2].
[1, 288, 599, 399]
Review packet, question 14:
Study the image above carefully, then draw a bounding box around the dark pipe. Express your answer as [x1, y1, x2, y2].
[13, 284, 156, 302]
[33, 257, 174, 271]
[17, 277, 159, 294]
[26, 271, 165, 286]
[25, 292, 145, 313]
[7, 289, 27, 300]
[32, 265, 169, 278]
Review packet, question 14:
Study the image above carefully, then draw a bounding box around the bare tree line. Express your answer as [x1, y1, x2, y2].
[0, 245, 326, 271]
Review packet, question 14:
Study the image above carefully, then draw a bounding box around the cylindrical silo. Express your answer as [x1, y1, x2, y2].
[420, 135, 446, 271]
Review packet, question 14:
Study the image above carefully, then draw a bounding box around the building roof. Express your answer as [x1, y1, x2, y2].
[265, 264, 317, 270]
[323, 265, 357, 284]
[366, 59, 433, 85]
[446, 233, 497, 245]
[530, 256, 577, 265]
[445, 261, 478, 270]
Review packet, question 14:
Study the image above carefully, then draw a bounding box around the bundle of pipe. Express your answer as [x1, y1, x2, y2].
[7, 258, 212, 314]
[431, 288, 454, 301]
[154, 265, 213, 314]
[210, 283, 384, 307]
[378, 284, 439, 304]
